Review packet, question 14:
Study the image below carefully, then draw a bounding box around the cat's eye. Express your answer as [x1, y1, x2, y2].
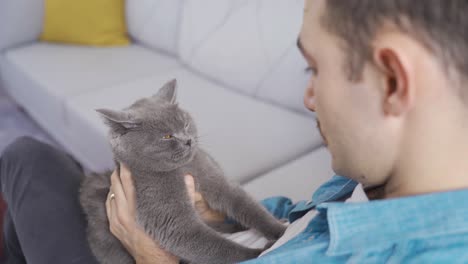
[163, 135, 173, 139]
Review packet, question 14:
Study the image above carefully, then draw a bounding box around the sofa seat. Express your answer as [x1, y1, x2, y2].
[66, 69, 323, 182]
[0, 43, 181, 158]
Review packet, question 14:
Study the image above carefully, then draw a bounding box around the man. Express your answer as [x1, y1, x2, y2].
[106, 0, 468, 262]
[2, 0, 468, 263]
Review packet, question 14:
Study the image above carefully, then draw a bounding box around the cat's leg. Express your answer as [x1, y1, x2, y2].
[136, 185, 263, 264]
[206, 221, 247, 234]
[199, 178, 287, 240]
[153, 212, 262, 264]
[80, 173, 134, 264]
[86, 219, 135, 264]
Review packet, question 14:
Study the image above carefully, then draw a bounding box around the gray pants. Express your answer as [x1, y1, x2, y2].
[0, 137, 98, 264]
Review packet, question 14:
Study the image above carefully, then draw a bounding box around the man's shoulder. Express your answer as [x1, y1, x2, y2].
[408, 232, 468, 257]
[320, 188, 468, 261]
[248, 229, 468, 264]
[379, 232, 468, 262]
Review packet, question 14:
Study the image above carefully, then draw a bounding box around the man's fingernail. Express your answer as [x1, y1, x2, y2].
[184, 175, 191, 183]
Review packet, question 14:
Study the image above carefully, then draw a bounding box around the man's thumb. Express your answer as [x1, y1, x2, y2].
[184, 174, 195, 204]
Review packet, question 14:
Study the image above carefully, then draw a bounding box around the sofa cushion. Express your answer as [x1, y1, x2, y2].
[3, 43, 180, 96]
[0, 43, 181, 154]
[65, 69, 323, 182]
[178, 0, 308, 113]
[256, 44, 311, 116]
[40, 0, 130, 46]
[126, 0, 184, 55]
[0, 0, 44, 52]
[243, 147, 333, 202]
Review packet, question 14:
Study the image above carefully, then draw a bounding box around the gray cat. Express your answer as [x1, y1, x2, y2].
[79, 79, 287, 264]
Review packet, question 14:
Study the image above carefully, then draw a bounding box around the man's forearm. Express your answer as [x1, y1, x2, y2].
[134, 243, 179, 264]
[130, 230, 179, 264]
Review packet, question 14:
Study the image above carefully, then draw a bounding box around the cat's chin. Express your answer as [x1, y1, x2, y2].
[171, 149, 190, 160]
[180, 150, 195, 163]
[167, 150, 195, 167]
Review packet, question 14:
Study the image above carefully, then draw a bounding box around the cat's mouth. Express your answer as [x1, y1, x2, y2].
[171, 149, 191, 160]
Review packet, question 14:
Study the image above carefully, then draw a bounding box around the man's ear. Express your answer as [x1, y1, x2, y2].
[373, 47, 414, 116]
[96, 109, 141, 131]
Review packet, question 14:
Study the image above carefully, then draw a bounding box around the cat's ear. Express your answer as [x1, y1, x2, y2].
[96, 109, 141, 130]
[154, 79, 177, 104]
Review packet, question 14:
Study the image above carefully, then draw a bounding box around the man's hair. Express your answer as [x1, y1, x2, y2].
[322, 0, 468, 82]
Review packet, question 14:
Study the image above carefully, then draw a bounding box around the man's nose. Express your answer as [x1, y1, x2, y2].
[303, 81, 316, 112]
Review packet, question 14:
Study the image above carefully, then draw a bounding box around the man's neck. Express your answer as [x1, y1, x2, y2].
[364, 185, 386, 200]
[382, 103, 468, 199]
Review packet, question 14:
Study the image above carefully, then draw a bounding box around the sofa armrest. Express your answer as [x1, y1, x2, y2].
[0, 0, 44, 52]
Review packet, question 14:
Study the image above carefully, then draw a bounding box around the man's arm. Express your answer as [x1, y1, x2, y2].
[132, 240, 179, 264]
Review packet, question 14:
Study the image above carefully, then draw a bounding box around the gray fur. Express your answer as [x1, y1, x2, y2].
[80, 79, 286, 264]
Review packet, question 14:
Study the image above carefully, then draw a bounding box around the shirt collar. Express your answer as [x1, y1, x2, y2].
[319, 189, 468, 256]
[312, 175, 358, 204]
[288, 175, 358, 222]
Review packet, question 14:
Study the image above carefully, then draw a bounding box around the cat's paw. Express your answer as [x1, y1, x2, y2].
[266, 222, 287, 240]
[247, 248, 265, 259]
[263, 239, 278, 251]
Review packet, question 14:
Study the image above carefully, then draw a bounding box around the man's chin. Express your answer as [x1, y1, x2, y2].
[316, 120, 328, 146]
[321, 134, 329, 148]
[329, 150, 344, 175]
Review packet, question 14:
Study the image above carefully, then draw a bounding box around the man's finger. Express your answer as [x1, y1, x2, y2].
[106, 189, 112, 220]
[109, 197, 121, 236]
[120, 163, 136, 214]
[112, 166, 135, 228]
[111, 168, 127, 207]
[106, 170, 119, 219]
[184, 174, 195, 204]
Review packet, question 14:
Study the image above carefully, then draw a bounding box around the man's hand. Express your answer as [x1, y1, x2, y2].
[184, 174, 226, 223]
[105, 165, 226, 263]
[106, 164, 179, 264]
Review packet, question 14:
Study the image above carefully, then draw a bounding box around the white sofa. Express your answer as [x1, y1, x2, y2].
[0, 0, 334, 202]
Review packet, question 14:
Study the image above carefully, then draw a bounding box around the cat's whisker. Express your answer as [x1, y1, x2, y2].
[195, 134, 208, 140]
[195, 134, 207, 140]
[194, 141, 211, 148]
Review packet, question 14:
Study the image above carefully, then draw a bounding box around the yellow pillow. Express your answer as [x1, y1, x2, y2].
[40, 0, 130, 46]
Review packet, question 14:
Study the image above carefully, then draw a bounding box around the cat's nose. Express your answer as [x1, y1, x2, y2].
[185, 139, 192, 147]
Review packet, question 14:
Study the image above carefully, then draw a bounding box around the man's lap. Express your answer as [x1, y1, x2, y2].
[0, 137, 98, 264]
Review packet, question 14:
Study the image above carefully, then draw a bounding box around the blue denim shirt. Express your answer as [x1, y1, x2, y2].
[242, 175, 468, 263]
